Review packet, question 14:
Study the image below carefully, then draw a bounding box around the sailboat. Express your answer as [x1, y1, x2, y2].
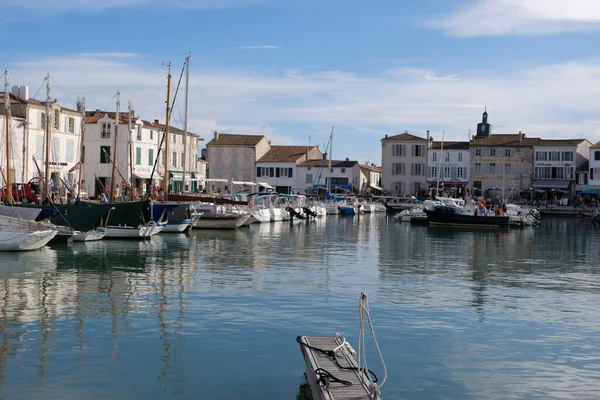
[1, 70, 57, 250]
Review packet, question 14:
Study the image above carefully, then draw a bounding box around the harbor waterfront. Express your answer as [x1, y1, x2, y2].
[0, 215, 599, 399]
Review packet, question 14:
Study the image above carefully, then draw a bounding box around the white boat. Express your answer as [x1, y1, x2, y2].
[0, 205, 42, 220]
[104, 221, 164, 239]
[0, 229, 57, 251]
[161, 219, 192, 233]
[192, 213, 251, 229]
[73, 228, 107, 242]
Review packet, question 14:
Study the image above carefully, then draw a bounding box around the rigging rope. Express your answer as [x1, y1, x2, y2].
[358, 292, 387, 395]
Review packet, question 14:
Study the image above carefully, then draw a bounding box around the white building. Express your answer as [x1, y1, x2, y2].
[381, 131, 429, 196]
[358, 164, 381, 194]
[296, 157, 361, 193]
[1, 86, 83, 199]
[588, 142, 600, 193]
[83, 110, 203, 199]
[532, 139, 591, 197]
[255, 145, 322, 194]
[427, 141, 471, 197]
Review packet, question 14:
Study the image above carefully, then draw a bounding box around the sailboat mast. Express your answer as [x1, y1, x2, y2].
[162, 62, 172, 197]
[182, 54, 190, 194]
[3, 70, 13, 203]
[436, 131, 444, 196]
[128, 101, 134, 190]
[109, 91, 120, 202]
[44, 74, 51, 202]
[77, 97, 85, 199]
[327, 126, 333, 193]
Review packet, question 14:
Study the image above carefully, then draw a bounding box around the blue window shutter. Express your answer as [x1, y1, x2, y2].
[256, 167, 261, 177]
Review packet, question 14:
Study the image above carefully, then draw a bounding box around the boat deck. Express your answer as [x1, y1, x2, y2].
[298, 335, 380, 400]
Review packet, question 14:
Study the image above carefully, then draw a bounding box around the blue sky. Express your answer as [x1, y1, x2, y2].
[2, 0, 600, 163]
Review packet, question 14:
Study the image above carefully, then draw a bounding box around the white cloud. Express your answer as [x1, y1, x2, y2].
[6, 53, 600, 162]
[433, 0, 600, 36]
[236, 45, 282, 50]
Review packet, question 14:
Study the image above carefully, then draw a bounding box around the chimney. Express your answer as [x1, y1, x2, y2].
[519, 130, 523, 143]
[11, 86, 19, 97]
[385, 134, 388, 138]
[345, 157, 349, 162]
[154, 119, 160, 124]
[214, 131, 219, 140]
[323, 152, 328, 160]
[426, 130, 430, 142]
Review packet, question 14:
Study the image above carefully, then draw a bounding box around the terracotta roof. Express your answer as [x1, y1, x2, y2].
[381, 132, 428, 142]
[470, 134, 541, 147]
[0, 92, 63, 108]
[534, 139, 588, 147]
[258, 146, 318, 162]
[206, 133, 266, 147]
[430, 141, 470, 150]
[84, 111, 201, 138]
[299, 159, 358, 168]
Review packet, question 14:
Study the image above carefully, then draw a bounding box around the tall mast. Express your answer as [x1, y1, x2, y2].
[327, 126, 333, 194]
[77, 96, 85, 199]
[44, 73, 51, 202]
[109, 91, 120, 202]
[128, 101, 134, 190]
[162, 62, 172, 197]
[3, 70, 12, 203]
[436, 131, 444, 197]
[182, 54, 190, 194]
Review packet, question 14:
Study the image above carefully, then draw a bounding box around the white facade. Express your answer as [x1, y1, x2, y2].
[1, 87, 83, 199]
[532, 140, 591, 195]
[296, 160, 361, 193]
[381, 132, 429, 196]
[255, 162, 297, 193]
[358, 164, 381, 193]
[426, 142, 471, 196]
[590, 145, 600, 188]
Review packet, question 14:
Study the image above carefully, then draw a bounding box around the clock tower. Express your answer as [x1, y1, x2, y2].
[475, 107, 491, 138]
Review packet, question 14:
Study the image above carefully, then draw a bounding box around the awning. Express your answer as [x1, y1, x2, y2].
[205, 178, 229, 183]
[369, 183, 382, 191]
[581, 188, 600, 195]
[258, 182, 274, 189]
[232, 181, 257, 186]
[133, 170, 153, 179]
[169, 172, 183, 181]
[532, 180, 571, 190]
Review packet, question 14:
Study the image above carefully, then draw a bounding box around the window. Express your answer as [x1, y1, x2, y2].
[68, 117, 75, 133]
[411, 163, 424, 176]
[458, 153, 463, 162]
[392, 144, 404, 157]
[490, 149, 496, 157]
[54, 110, 60, 129]
[101, 122, 111, 138]
[504, 163, 511, 174]
[489, 163, 496, 174]
[550, 151, 560, 161]
[429, 166, 438, 178]
[40, 112, 46, 129]
[594, 151, 600, 161]
[137, 126, 142, 141]
[444, 166, 451, 178]
[341, 168, 346, 173]
[445, 153, 450, 162]
[150, 130, 154, 140]
[457, 167, 465, 178]
[82, 145, 85, 163]
[180, 152, 184, 168]
[562, 151, 573, 162]
[172, 152, 177, 167]
[306, 174, 313, 184]
[505, 149, 511, 157]
[394, 182, 402, 194]
[100, 146, 111, 163]
[413, 182, 421, 192]
[480, 125, 486, 132]
[413, 145, 424, 157]
[307, 167, 312, 171]
[172, 134, 176, 144]
[66, 140, 74, 162]
[474, 163, 481, 174]
[392, 163, 404, 175]
[148, 149, 154, 165]
[256, 167, 272, 177]
[52, 138, 60, 159]
[136, 147, 142, 165]
[432, 152, 437, 162]
[475, 149, 482, 156]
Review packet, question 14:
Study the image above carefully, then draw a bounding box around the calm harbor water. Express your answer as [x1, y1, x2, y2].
[0, 216, 599, 399]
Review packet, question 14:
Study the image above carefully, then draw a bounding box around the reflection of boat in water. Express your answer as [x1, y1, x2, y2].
[0, 248, 58, 276]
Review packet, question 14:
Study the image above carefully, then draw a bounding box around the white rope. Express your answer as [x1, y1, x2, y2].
[357, 292, 387, 395]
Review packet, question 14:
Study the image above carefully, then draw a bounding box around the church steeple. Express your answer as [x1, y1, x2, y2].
[476, 107, 491, 138]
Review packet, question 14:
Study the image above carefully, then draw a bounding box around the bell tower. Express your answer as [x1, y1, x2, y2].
[476, 107, 491, 138]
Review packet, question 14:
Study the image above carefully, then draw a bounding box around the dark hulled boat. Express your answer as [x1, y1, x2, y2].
[424, 205, 510, 227]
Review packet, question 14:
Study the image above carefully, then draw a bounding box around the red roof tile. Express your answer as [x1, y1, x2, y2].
[206, 133, 267, 147]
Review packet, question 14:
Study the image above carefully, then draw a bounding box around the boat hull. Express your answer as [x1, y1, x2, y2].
[104, 222, 163, 239]
[0, 230, 57, 251]
[425, 209, 510, 227]
[161, 219, 192, 233]
[73, 229, 107, 242]
[192, 214, 250, 229]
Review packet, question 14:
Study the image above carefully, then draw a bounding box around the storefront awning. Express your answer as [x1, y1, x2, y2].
[133, 170, 154, 180]
[581, 188, 600, 195]
[232, 181, 256, 186]
[532, 180, 571, 190]
[169, 172, 183, 181]
[258, 182, 274, 189]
